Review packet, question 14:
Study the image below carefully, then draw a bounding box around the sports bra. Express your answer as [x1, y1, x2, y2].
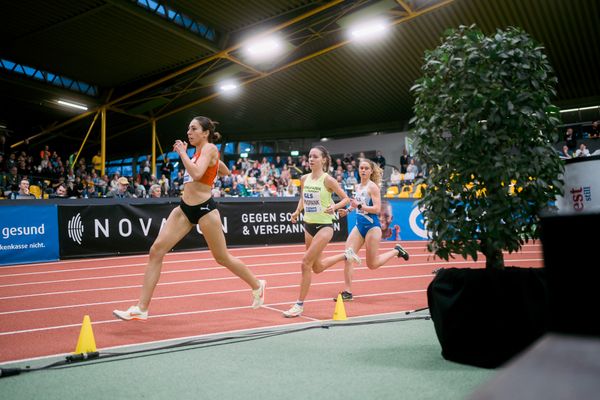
[183, 149, 219, 186]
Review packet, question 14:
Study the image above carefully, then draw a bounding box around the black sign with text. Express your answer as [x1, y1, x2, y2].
[57, 199, 347, 258]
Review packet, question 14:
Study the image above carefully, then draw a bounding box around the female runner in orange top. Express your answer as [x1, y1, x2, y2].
[114, 116, 265, 321]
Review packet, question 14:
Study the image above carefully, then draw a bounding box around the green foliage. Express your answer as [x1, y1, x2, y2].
[410, 25, 564, 269]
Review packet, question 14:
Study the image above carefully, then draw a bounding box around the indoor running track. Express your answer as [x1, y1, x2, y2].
[0, 241, 544, 363]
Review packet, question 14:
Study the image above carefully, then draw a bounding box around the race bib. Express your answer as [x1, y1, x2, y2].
[303, 191, 322, 213]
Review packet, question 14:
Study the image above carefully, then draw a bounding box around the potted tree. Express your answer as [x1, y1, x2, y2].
[410, 25, 564, 368]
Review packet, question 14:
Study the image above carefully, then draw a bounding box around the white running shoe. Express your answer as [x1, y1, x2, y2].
[283, 303, 304, 318]
[344, 248, 361, 265]
[252, 280, 266, 309]
[113, 305, 148, 321]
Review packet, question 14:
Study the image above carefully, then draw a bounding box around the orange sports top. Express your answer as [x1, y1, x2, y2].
[182, 150, 219, 186]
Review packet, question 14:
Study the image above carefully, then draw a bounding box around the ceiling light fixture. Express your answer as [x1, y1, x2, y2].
[559, 105, 599, 113]
[57, 100, 88, 111]
[218, 80, 239, 93]
[348, 19, 389, 41]
[244, 35, 284, 61]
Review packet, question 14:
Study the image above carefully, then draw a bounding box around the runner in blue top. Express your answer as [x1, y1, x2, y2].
[315, 158, 410, 302]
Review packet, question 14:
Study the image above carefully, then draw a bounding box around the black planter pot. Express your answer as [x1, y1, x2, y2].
[427, 267, 549, 368]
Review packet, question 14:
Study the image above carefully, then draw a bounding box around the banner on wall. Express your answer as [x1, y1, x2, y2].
[58, 200, 348, 259]
[346, 199, 429, 241]
[0, 205, 60, 266]
[556, 156, 600, 214]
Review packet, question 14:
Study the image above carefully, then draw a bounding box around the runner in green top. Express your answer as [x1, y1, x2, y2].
[284, 146, 350, 318]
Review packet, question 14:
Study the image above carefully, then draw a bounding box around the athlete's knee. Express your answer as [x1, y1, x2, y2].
[301, 257, 314, 273]
[366, 259, 379, 270]
[312, 262, 324, 274]
[214, 253, 232, 266]
[149, 241, 168, 259]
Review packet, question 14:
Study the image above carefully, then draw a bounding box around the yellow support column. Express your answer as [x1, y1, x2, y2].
[101, 107, 106, 177]
[151, 119, 156, 177]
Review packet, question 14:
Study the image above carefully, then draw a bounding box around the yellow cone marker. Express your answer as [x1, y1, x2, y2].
[333, 294, 347, 321]
[73, 315, 97, 354]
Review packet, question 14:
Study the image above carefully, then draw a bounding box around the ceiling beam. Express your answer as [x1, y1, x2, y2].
[154, 0, 456, 121]
[395, 0, 414, 15]
[103, 0, 220, 53]
[12, 0, 345, 148]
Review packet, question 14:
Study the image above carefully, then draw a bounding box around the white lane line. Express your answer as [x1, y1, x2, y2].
[0, 275, 435, 315]
[0, 258, 542, 300]
[0, 289, 427, 336]
[0, 240, 538, 270]
[0, 248, 543, 278]
[0, 247, 411, 278]
[0, 253, 543, 288]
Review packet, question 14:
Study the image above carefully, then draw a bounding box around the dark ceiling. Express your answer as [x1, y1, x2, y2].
[1, 0, 599, 159]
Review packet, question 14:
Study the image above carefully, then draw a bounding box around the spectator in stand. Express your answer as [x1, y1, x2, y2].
[66, 168, 76, 183]
[110, 172, 121, 190]
[283, 184, 297, 197]
[159, 174, 170, 195]
[344, 164, 359, 181]
[221, 172, 233, 191]
[106, 177, 133, 198]
[274, 155, 285, 169]
[90, 172, 104, 195]
[590, 121, 600, 139]
[373, 150, 386, 169]
[9, 179, 35, 199]
[400, 149, 409, 174]
[225, 180, 238, 196]
[390, 167, 402, 186]
[76, 158, 87, 178]
[559, 145, 572, 159]
[49, 183, 68, 199]
[148, 184, 162, 198]
[91, 150, 102, 174]
[134, 179, 147, 198]
[6, 152, 17, 170]
[5, 166, 19, 193]
[565, 127, 577, 151]
[279, 164, 291, 186]
[160, 157, 174, 182]
[334, 158, 343, 171]
[84, 182, 98, 198]
[343, 165, 358, 196]
[39, 145, 51, 161]
[229, 164, 241, 176]
[406, 159, 419, 183]
[169, 181, 181, 197]
[246, 161, 261, 180]
[73, 176, 85, 198]
[575, 143, 590, 157]
[343, 152, 354, 168]
[174, 170, 184, 188]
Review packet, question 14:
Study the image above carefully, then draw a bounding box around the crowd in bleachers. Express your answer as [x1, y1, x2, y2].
[0, 137, 424, 200]
[558, 121, 600, 159]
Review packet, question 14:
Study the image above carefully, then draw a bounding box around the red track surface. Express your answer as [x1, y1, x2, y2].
[0, 241, 543, 363]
